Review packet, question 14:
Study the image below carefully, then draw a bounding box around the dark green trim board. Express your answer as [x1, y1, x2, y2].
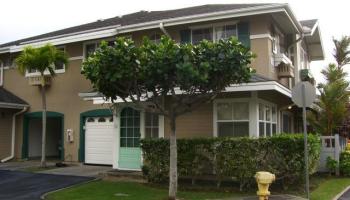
[180, 29, 191, 44]
[78, 109, 113, 162]
[22, 111, 64, 160]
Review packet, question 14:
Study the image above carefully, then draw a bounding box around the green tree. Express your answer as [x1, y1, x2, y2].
[82, 36, 254, 199]
[16, 44, 68, 167]
[308, 37, 350, 135]
[333, 36, 350, 68]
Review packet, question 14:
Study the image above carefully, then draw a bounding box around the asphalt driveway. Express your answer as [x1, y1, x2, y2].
[0, 170, 93, 200]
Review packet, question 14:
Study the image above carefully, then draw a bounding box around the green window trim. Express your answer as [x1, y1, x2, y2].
[78, 109, 113, 162]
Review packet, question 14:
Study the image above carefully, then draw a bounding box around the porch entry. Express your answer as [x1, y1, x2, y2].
[118, 107, 141, 170]
[22, 111, 64, 160]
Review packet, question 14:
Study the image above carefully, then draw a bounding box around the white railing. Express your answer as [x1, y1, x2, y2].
[319, 134, 348, 174]
[274, 53, 293, 66]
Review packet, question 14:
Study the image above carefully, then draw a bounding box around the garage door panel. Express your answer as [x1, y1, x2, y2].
[85, 118, 114, 165]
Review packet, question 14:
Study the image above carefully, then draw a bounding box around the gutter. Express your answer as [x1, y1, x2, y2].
[0, 102, 29, 109]
[1, 106, 28, 163]
[0, 61, 3, 87]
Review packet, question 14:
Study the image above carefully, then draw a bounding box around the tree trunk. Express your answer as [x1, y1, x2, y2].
[169, 117, 177, 200]
[40, 82, 47, 168]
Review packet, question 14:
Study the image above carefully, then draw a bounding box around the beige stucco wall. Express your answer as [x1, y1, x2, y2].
[3, 42, 110, 161]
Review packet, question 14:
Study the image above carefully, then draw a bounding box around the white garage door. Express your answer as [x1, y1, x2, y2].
[85, 116, 114, 165]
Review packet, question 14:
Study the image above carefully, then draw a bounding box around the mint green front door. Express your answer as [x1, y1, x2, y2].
[118, 107, 141, 170]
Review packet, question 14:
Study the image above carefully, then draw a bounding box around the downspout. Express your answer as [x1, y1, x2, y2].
[0, 61, 3, 87]
[1, 106, 28, 163]
[287, 33, 304, 54]
[159, 22, 170, 37]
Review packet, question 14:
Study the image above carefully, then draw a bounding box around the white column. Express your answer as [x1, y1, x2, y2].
[249, 91, 259, 137]
[113, 109, 120, 169]
[140, 111, 145, 139]
[158, 115, 165, 138]
[213, 101, 218, 137]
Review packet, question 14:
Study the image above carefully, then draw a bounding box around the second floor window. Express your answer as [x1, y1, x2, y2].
[214, 24, 237, 41]
[27, 47, 65, 75]
[85, 43, 97, 59]
[150, 33, 161, 44]
[192, 28, 212, 44]
[191, 24, 238, 45]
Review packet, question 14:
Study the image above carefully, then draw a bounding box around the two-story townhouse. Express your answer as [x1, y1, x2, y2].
[0, 4, 323, 170]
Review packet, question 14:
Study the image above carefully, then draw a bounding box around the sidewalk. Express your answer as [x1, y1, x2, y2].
[230, 195, 306, 200]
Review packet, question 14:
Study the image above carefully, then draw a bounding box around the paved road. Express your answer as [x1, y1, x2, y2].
[338, 186, 350, 200]
[0, 170, 93, 200]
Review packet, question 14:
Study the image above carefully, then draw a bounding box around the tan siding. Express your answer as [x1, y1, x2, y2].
[3, 50, 109, 161]
[164, 102, 213, 138]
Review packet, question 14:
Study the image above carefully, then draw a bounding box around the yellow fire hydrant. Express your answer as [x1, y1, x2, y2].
[255, 171, 276, 200]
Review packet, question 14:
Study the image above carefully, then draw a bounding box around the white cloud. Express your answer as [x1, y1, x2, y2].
[1, 0, 349, 84]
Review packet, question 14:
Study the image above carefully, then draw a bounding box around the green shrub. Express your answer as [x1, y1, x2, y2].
[140, 134, 321, 190]
[340, 151, 350, 176]
[326, 156, 338, 175]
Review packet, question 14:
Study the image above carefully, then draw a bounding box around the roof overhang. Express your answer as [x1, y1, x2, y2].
[80, 81, 291, 105]
[0, 102, 29, 109]
[0, 4, 303, 53]
[303, 21, 325, 61]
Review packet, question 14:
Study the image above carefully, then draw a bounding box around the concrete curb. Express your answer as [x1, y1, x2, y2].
[332, 185, 350, 200]
[40, 177, 101, 200]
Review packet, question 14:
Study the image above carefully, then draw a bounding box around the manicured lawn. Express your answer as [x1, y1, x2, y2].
[46, 176, 350, 200]
[310, 176, 350, 200]
[46, 181, 246, 200]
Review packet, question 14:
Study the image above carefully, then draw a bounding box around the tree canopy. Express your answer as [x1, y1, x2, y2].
[82, 36, 254, 115]
[308, 37, 350, 135]
[82, 35, 254, 199]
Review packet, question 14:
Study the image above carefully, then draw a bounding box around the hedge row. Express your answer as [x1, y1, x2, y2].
[141, 134, 320, 190]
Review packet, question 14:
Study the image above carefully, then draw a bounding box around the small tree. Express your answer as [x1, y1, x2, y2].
[82, 36, 254, 199]
[308, 37, 350, 135]
[16, 44, 68, 167]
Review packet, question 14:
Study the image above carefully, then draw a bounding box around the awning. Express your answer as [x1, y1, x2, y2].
[0, 87, 29, 109]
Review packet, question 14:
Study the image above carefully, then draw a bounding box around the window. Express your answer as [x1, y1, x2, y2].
[216, 102, 249, 137]
[150, 33, 161, 44]
[145, 112, 159, 138]
[272, 34, 279, 54]
[84, 39, 119, 59]
[259, 103, 277, 137]
[214, 24, 237, 41]
[191, 24, 237, 44]
[54, 47, 65, 71]
[3, 56, 14, 68]
[282, 113, 292, 133]
[26, 47, 65, 76]
[86, 117, 95, 123]
[98, 117, 106, 122]
[85, 43, 97, 59]
[192, 28, 212, 44]
[120, 107, 141, 148]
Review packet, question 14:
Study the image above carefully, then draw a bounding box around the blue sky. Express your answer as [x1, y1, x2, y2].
[1, 0, 349, 83]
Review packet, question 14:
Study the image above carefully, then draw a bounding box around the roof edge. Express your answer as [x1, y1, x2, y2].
[1, 4, 300, 53]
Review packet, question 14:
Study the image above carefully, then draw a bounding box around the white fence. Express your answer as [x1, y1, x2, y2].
[319, 134, 348, 173]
